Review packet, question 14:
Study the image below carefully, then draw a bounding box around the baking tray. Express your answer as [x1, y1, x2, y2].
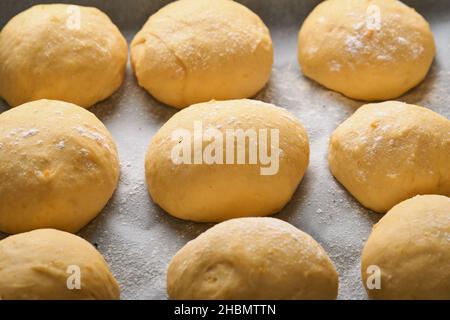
[0, 0, 449, 300]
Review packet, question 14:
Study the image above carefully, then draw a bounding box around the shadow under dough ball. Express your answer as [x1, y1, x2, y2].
[145, 99, 310, 222]
[168, 217, 339, 300]
[0, 229, 120, 300]
[361, 195, 450, 300]
[298, 0, 435, 101]
[329, 101, 450, 213]
[0, 4, 128, 108]
[131, 0, 273, 109]
[0, 100, 120, 234]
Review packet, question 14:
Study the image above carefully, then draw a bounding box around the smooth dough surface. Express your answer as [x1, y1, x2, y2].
[131, 0, 273, 108]
[0, 4, 128, 108]
[361, 195, 450, 300]
[0, 100, 120, 234]
[0, 229, 120, 300]
[168, 218, 339, 300]
[298, 0, 435, 101]
[145, 99, 309, 222]
[329, 101, 450, 213]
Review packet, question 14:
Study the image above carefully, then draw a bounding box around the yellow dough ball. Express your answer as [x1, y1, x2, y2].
[168, 218, 339, 300]
[0, 100, 120, 234]
[361, 195, 450, 300]
[145, 99, 309, 222]
[0, 4, 128, 108]
[0, 229, 120, 300]
[131, 0, 273, 109]
[329, 101, 450, 213]
[298, 0, 435, 101]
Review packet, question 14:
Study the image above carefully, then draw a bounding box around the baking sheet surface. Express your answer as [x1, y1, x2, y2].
[0, 0, 449, 300]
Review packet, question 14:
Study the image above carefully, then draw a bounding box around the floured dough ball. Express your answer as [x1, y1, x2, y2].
[0, 4, 128, 108]
[145, 99, 309, 222]
[0, 229, 120, 300]
[0, 100, 120, 234]
[329, 101, 450, 213]
[361, 195, 450, 300]
[298, 0, 435, 101]
[168, 218, 339, 300]
[131, 0, 273, 109]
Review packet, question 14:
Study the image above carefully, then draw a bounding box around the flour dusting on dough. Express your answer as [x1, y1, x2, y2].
[22, 128, 39, 138]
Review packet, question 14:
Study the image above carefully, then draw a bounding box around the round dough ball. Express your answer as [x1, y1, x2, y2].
[131, 0, 273, 109]
[145, 99, 309, 222]
[329, 101, 450, 213]
[0, 229, 120, 300]
[298, 0, 435, 101]
[361, 195, 450, 300]
[168, 218, 339, 300]
[0, 100, 120, 234]
[0, 4, 128, 108]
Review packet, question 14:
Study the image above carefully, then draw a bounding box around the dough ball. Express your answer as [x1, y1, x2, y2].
[361, 195, 450, 300]
[0, 229, 120, 300]
[145, 99, 309, 222]
[0, 100, 120, 234]
[168, 218, 339, 300]
[0, 4, 128, 108]
[131, 0, 273, 109]
[298, 0, 435, 101]
[329, 101, 450, 213]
